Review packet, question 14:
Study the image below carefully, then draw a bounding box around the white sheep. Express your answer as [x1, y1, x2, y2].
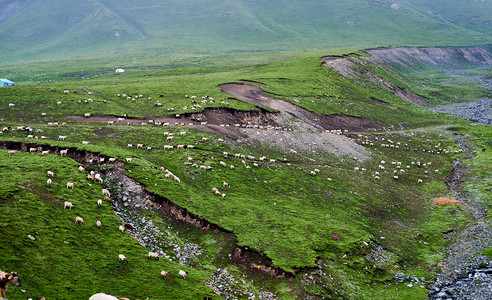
[96, 220, 102, 228]
[66, 182, 76, 189]
[94, 174, 103, 183]
[102, 189, 111, 197]
[97, 199, 102, 206]
[118, 254, 128, 263]
[64, 201, 73, 209]
[178, 270, 187, 279]
[41, 150, 50, 156]
[78, 166, 85, 172]
[47, 179, 52, 186]
[89, 293, 119, 300]
[223, 182, 230, 188]
[75, 216, 84, 224]
[60, 149, 68, 156]
[47, 170, 54, 177]
[29, 147, 37, 152]
[148, 252, 159, 260]
[119, 225, 125, 233]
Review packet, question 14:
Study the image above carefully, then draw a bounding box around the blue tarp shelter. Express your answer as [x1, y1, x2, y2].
[0, 79, 15, 86]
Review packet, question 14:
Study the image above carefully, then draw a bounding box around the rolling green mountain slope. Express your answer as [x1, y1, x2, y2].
[1, 0, 491, 63]
[407, 0, 492, 35]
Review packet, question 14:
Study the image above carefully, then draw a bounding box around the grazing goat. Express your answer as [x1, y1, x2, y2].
[97, 199, 102, 206]
[66, 182, 76, 189]
[75, 216, 84, 224]
[161, 271, 170, 280]
[0, 271, 21, 299]
[47, 179, 52, 186]
[119, 225, 125, 233]
[178, 270, 187, 279]
[148, 252, 159, 260]
[96, 220, 102, 228]
[64, 201, 73, 209]
[47, 170, 55, 177]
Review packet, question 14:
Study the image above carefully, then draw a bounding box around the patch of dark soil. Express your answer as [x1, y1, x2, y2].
[239, 79, 265, 85]
[59, 71, 113, 78]
[59, 73, 92, 78]
[371, 97, 388, 104]
[320, 55, 343, 61]
[231, 246, 292, 279]
[77, 89, 100, 95]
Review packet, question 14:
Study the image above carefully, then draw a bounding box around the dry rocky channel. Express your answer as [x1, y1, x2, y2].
[428, 135, 492, 300]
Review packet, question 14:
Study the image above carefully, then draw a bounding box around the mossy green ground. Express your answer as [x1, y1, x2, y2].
[0, 51, 490, 299]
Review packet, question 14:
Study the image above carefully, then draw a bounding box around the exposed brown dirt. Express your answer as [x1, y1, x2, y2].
[219, 82, 378, 132]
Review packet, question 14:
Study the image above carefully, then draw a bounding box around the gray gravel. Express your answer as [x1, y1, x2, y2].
[105, 167, 278, 299]
[433, 98, 492, 126]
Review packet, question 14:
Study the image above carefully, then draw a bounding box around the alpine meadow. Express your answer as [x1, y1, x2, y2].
[0, 1, 491, 299]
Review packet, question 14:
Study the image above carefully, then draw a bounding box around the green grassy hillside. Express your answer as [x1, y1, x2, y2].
[1, 0, 491, 64]
[0, 48, 490, 299]
[407, 0, 492, 35]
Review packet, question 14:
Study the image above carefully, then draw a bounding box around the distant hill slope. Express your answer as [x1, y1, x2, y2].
[1, 0, 491, 63]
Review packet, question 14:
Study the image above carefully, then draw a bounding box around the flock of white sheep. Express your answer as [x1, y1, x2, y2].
[353, 133, 453, 184]
[42, 151, 190, 293]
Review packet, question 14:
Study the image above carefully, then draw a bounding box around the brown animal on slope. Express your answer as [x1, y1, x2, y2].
[0, 271, 21, 299]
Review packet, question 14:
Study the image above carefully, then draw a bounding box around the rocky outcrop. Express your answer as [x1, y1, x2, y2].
[365, 46, 492, 70]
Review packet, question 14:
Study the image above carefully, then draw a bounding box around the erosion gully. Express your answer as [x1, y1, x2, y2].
[429, 134, 492, 300]
[0, 140, 288, 299]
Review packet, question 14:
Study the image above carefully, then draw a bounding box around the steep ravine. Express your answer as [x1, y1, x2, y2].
[429, 135, 492, 300]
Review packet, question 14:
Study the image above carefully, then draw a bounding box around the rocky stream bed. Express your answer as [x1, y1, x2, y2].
[428, 135, 492, 300]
